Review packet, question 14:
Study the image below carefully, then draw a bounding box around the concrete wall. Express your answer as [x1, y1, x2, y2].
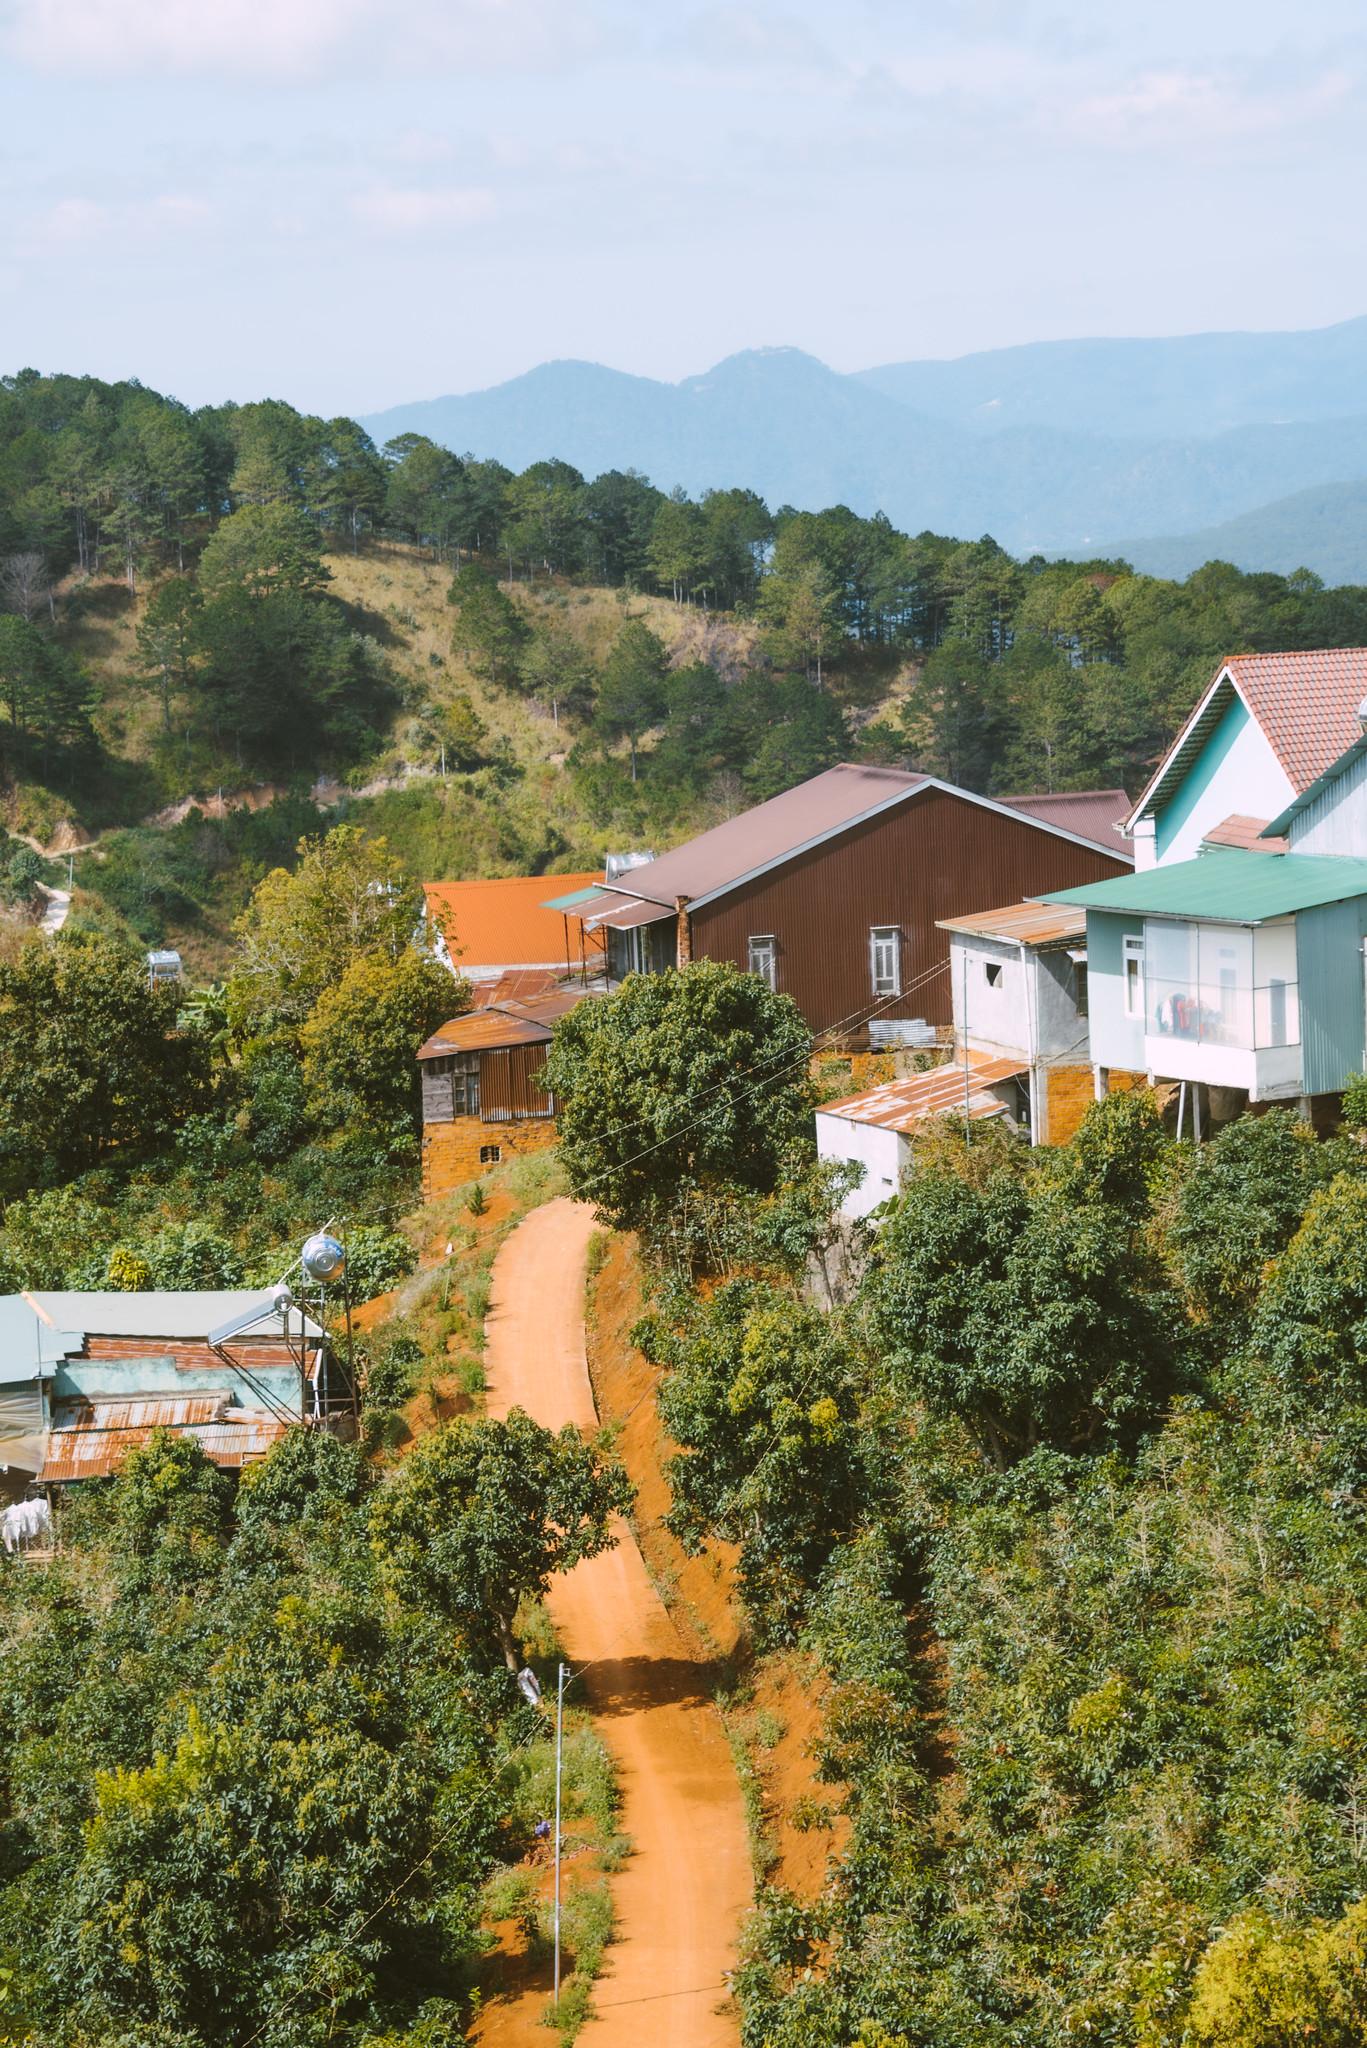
[1153, 693, 1293, 866]
[815, 1112, 907, 1219]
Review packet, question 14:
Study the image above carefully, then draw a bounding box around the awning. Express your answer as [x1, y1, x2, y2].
[582, 892, 672, 933]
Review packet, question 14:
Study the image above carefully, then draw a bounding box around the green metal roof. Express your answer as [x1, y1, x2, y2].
[541, 885, 607, 912]
[1037, 847, 1367, 924]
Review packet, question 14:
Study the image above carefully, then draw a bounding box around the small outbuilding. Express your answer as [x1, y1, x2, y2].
[815, 1054, 1031, 1219]
[418, 991, 590, 1198]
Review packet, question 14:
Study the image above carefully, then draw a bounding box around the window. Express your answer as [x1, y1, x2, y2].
[451, 1053, 480, 1118]
[1122, 934, 1144, 1019]
[870, 926, 901, 996]
[983, 960, 1003, 989]
[748, 935, 777, 989]
[1074, 961, 1089, 1018]
[479, 1144, 502, 1165]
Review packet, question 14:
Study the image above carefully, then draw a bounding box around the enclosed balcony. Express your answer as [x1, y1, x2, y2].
[1141, 917, 1302, 1095]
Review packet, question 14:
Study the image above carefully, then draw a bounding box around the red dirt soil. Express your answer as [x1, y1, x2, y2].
[477, 1199, 750, 2047]
[585, 1235, 850, 1902]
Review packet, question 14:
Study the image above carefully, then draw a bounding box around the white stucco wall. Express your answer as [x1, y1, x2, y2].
[1153, 693, 1294, 867]
[815, 1112, 908, 1219]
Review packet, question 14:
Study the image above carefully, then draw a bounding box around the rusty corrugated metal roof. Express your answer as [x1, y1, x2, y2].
[818, 1053, 1026, 1132]
[936, 900, 1086, 947]
[418, 989, 592, 1060]
[39, 1397, 286, 1483]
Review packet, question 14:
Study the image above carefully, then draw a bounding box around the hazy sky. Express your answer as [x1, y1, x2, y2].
[2, 0, 1365, 414]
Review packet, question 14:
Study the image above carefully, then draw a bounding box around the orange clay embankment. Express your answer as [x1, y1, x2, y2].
[585, 1232, 850, 1903]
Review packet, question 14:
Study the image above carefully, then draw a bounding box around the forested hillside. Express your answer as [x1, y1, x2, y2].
[7, 367, 1367, 972]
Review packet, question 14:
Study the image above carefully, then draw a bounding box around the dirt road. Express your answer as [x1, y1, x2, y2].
[483, 1198, 749, 2046]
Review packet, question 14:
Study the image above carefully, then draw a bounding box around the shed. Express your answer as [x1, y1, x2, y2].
[815, 1054, 1028, 1219]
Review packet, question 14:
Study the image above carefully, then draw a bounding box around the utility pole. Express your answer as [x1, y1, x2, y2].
[554, 1661, 566, 2010]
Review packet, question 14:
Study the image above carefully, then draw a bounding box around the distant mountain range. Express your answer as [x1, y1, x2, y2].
[360, 318, 1367, 580]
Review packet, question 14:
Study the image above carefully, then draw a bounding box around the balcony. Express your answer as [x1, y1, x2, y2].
[1143, 974, 1302, 1097]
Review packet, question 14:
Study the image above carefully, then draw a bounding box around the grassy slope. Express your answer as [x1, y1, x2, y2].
[20, 547, 765, 972]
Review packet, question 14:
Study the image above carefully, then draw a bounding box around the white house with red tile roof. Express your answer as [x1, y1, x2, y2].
[1126, 649, 1367, 869]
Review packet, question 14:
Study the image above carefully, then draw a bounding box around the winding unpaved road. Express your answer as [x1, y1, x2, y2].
[484, 1198, 749, 2046]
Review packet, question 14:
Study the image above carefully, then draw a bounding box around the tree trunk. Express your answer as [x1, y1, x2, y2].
[495, 1611, 522, 1674]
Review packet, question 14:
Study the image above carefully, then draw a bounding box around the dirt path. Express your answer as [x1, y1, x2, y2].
[482, 1198, 749, 2046]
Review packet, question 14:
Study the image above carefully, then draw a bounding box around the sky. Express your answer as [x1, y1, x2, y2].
[1, 0, 1365, 415]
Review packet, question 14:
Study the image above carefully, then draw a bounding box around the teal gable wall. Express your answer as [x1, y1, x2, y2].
[1297, 898, 1367, 1095]
[1155, 696, 1247, 862]
[1085, 910, 1146, 1071]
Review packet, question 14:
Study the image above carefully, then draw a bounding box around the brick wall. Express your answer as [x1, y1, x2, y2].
[1042, 1064, 1096, 1146]
[421, 1117, 558, 1202]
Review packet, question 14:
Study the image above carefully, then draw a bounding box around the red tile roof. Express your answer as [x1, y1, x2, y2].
[1202, 813, 1288, 854]
[1223, 650, 1367, 794]
[424, 874, 605, 972]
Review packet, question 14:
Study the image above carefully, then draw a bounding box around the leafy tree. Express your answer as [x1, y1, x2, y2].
[0, 932, 209, 1199]
[198, 503, 329, 600]
[300, 945, 461, 1129]
[1251, 1172, 1367, 1410]
[447, 561, 530, 686]
[594, 617, 668, 780]
[867, 1134, 1176, 1463]
[228, 825, 424, 1032]
[647, 1278, 867, 1636]
[135, 576, 202, 732]
[544, 960, 815, 1244]
[1167, 1108, 1339, 1327]
[1181, 1901, 1367, 2048]
[372, 1409, 631, 1670]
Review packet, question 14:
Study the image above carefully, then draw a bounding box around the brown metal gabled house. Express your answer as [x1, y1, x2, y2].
[417, 991, 588, 1199]
[563, 764, 1132, 1044]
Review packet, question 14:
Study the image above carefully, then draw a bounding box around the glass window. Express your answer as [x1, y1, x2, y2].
[748, 935, 777, 989]
[1074, 961, 1089, 1018]
[479, 1144, 502, 1165]
[870, 927, 901, 996]
[1122, 934, 1144, 1019]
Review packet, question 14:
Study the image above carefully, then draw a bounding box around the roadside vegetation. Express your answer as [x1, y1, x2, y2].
[552, 961, 1367, 2048]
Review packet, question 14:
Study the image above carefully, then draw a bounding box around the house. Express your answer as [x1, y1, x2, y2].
[1042, 847, 1367, 1127]
[418, 990, 589, 1198]
[815, 1055, 1033, 1219]
[1125, 649, 1367, 869]
[936, 900, 1096, 1144]
[0, 1290, 329, 1496]
[423, 873, 607, 999]
[560, 764, 1132, 1043]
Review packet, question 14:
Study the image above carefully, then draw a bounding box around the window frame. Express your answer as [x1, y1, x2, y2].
[983, 960, 1004, 990]
[479, 1143, 502, 1166]
[869, 925, 901, 998]
[747, 934, 778, 990]
[1122, 934, 1145, 1020]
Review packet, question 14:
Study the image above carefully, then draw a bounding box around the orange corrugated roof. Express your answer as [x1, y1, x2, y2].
[418, 990, 592, 1060]
[39, 1398, 287, 1483]
[818, 1053, 1026, 1132]
[1224, 650, 1367, 794]
[424, 874, 604, 970]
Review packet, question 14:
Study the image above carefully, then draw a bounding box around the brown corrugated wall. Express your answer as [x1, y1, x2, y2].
[691, 787, 1128, 1039]
[478, 1043, 555, 1121]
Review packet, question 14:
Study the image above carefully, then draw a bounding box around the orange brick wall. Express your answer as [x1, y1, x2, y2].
[1042, 1065, 1096, 1145]
[421, 1117, 557, 1201]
